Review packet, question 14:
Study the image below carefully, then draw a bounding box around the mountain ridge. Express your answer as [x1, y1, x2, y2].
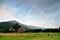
[0, 20, 41, 33]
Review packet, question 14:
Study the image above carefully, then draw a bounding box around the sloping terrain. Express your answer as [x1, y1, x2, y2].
[0, 20, 41, 33]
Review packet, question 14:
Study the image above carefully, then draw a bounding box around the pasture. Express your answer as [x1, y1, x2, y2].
[0, 32, 60, 40]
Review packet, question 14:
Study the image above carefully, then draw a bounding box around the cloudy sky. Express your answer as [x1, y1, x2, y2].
[0, 0, 60, 28]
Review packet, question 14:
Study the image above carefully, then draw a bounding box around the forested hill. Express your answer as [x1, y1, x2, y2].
[0, 20, 41, 33]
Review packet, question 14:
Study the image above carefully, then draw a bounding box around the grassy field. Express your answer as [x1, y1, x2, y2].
[0, 32, 60, 40]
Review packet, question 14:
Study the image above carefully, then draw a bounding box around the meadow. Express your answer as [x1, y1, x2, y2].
[0, 32, 60, 40]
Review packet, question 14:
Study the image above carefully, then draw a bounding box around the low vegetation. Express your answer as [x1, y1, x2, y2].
[0, 32, 60, 40]
[0, 21, 60, 40]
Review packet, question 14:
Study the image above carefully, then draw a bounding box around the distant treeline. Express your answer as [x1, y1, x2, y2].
[28, 27, 60, 32]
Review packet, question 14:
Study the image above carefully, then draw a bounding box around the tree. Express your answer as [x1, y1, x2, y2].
[18, 27, 26, 33]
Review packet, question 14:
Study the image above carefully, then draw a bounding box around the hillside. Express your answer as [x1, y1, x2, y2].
[0, 20, 41, 33]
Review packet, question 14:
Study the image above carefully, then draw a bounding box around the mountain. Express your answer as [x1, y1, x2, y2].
[0, 20, 41, 33]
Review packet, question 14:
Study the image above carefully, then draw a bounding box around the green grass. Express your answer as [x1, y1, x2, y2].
[0, 32, 60, 40]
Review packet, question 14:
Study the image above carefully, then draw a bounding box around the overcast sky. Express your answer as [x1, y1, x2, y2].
[0, 0, 60, 28]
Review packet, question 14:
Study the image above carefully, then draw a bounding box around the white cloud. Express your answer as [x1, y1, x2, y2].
[0, 5, 16, 22]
